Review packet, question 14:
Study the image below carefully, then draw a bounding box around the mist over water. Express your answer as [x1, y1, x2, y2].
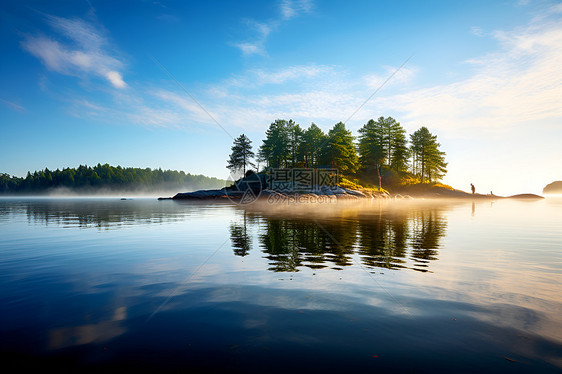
[0, 197, 561, 372]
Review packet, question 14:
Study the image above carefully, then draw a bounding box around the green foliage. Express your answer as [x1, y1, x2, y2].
[258, 119, 292, 168]
[255, 117, 447, 187]
[0, 164, 225, 194]
[358, 116, 408, 172]
[288, 123, 305, 167]
[301, 123, 327, 168]
[227, 134, 255, 175]
[410, 127, 448, 183]
[321, 122, 359, 174]
[358, 118, 385, 172]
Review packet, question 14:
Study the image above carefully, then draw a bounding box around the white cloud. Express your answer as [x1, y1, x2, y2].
[105, 71, 127, 88]
[253, 65, 333, 85]
[280, 0, 314, 20]
[364, 66, 417, 90]
[64, 4, 562, 149]
[233, 42, 264, 56]
[220, 64, 335, 89]
[233, 0, 314, 55]
[374, 16, 562, 134]
[21, 15, 126, 89]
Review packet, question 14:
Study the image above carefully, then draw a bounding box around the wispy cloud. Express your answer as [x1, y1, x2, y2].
[364, 66, 417, 90]
[280, 0, 314, 20]
[21, 15, 127, 89]
[0, 98, 25, 112]
[233, 0, 314, 56]
[56, 2, 562, 145]
[232, 20, 273, 56]
[375, 13, 562, 134]
[221, 64, 336, 89]
[470, 26, 484, 37]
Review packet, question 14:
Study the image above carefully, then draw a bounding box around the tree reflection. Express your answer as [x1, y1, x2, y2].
[233, 205, 449, 273]
[255, 218, 359, 272]
[229, 225, 251, 257]
[357, 215, 409, 270]
[2, 199, 196, 229]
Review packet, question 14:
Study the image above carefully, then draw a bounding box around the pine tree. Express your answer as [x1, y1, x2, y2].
[409, 127, 447, 182]
[358, 118, 385, 189]
[258, 120, 291, 168]
[227, 134, 255, 175]
[322, 122, 358, 174]
[302, 123, 327, 168]
[288, 122, 305, 167]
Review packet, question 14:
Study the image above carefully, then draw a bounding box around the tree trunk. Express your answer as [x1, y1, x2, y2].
[377, 164, 382, 191]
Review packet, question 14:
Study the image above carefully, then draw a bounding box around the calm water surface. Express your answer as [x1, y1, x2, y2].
[0, 197, 561, 372]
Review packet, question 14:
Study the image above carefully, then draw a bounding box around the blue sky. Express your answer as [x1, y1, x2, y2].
[1, 0, 561, 195]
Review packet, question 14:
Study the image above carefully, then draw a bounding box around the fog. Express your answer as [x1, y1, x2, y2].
[0, 185, 215, 199]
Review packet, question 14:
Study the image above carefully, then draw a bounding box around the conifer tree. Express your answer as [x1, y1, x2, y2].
[409, 127, 447, 182]
[227, 134, 255, 175]
[322, 122, 358, 174]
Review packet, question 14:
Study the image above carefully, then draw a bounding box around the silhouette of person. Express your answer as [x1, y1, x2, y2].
[471, 183, 475, 194]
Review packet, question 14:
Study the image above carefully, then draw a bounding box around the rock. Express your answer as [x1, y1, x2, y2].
[506, 194, 544, 200]
[173, 189, 229, 199]
[342, 188, 366, 197]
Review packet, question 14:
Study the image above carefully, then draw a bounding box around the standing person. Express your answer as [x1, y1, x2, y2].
[471, 183, 475, 194]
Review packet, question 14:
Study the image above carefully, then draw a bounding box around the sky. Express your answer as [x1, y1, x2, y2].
[0, 0, 561, 195]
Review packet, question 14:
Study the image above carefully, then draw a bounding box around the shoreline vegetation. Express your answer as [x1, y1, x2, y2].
[160, 171, 543, 201]
[0, 164, 225, 195]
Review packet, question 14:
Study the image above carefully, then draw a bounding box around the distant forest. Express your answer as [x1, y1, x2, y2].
[0, 164, 225, 194]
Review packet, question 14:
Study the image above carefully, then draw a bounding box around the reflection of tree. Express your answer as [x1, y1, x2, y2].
[10, 199, 194, 229]
[256, 207, 448, 273]
[230, 212, 253, 257]
[409, 209, 448, 271]
[293, 221, 330, 269]
[259, 219, 357, 272]
[357, 215, 408, 270]
[260, 219, 301, 272]
[320, 221, 357, 268]
[230, 225, 251, 257]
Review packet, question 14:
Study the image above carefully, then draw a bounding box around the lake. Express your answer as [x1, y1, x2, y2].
[0, 197, 561, 372]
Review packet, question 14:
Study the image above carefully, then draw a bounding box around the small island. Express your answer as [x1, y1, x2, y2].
[543, 181, 562, 194]
[159, 117, 543, 202]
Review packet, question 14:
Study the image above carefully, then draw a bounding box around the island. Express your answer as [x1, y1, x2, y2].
[543, 181, 562, 194]
[158, 170, 543, 201]
[158, 117, 543, 202]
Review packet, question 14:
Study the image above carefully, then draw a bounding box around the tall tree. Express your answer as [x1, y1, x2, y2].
[227, 134, 255, 175]
[358, 118, 385, 189]
[409, 127, 447, 182]
[288, 122, 305, 167]
[258, 119, 292, 168]
[322, 122, 358, 174]
[375, 116, 409, 170]
[358, 117, 409, 187]
[302, 123, 327, 168]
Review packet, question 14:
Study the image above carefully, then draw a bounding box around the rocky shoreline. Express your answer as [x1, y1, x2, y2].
[157, 172, 544, 201]
[157, 186, 544, 201]
[158, 185, 391, 201]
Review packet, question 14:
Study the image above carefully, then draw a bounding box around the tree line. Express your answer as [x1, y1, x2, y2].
[227, 117, 447, 186]
[0, 164, 225, 194]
